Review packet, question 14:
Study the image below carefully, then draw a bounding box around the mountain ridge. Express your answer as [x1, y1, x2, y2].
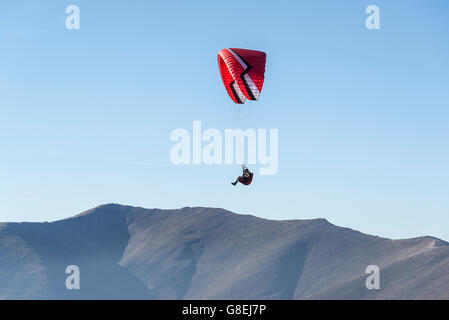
[1, 204, 448, 299]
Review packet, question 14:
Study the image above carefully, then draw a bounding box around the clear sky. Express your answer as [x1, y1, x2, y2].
[1, 1, 448, 241]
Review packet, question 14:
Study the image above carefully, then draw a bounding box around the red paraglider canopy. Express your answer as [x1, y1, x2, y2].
[217, 48, 266, 104]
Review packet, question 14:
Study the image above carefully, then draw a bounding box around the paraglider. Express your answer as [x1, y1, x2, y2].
[231, 164, 254, 186]
[217, 48, 266, 186]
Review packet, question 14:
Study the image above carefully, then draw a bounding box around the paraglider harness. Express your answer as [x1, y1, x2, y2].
[239, 169, 253, 185]
[232, 165, 253, 186]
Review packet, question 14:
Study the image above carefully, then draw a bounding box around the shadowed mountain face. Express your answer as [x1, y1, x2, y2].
[1, 204, 449, 299]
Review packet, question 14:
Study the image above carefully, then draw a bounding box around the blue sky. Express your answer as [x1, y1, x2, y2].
[1, 1, 448, 241]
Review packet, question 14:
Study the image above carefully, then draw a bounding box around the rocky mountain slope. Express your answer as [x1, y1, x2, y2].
[1, 204, 448, 299]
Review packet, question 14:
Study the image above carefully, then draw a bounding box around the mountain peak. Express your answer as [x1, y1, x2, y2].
[70, 203, 129, 219]
[2, 204, 449, 299]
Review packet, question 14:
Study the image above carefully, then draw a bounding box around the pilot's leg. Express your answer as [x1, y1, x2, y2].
[231, 176, 241, 186]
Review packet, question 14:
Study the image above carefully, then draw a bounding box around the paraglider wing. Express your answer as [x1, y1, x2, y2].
[217, 48, 266, 104]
